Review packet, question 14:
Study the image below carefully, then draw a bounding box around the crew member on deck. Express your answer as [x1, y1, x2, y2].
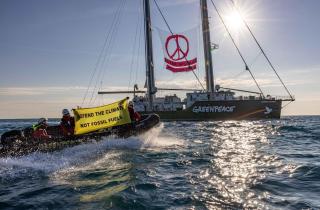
[60, 109, 75, 136]
[128, 101, 141, 122]
[32, 118, 52, 140]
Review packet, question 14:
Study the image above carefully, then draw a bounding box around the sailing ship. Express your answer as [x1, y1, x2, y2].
[99, 0, 295, 120]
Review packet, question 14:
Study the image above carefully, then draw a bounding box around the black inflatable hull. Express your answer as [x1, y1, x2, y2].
[0, 114, 160, 157]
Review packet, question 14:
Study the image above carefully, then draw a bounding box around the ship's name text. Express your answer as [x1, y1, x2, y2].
[192, 106, 236, 113]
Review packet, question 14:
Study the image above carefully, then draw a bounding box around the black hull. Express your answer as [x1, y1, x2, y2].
[142, 100, 282, 121]
[0, 114, 160, 157]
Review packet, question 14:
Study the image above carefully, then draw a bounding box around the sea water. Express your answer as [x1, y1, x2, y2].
[0, 116, 319, 209]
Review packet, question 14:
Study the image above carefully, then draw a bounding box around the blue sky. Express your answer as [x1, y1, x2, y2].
[0, 0, 319, 118]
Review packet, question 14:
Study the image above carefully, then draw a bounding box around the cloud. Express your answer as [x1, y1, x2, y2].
[0, 85, 132, 118]
[0, 85, 148, 98]
[0, 86, 87, 96]
[155, 77, 282, 90]
[156, 78, 204, 89]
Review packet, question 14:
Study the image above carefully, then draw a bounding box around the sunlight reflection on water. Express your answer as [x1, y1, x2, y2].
[1, 117, 319, 209]
[193, 121, 283, 209]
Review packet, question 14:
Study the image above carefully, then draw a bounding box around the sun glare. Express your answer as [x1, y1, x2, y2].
[225, 10, 244, 32]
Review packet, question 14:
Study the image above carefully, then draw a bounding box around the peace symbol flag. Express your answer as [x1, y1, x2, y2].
[157, 27, 199, 73]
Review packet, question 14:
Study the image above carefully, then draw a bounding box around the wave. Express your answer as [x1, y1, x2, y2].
[290, 164, 320, 181]
[278, 125, 311, 133]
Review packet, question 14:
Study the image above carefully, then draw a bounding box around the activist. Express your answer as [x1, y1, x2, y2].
[128, 101, 141, 122]
[32, 118, 52, 140]
[60, 109, 75, 136]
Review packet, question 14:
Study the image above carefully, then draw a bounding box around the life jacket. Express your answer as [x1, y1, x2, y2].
[32, 124, 40, 131]
[32, 125, 50, 139]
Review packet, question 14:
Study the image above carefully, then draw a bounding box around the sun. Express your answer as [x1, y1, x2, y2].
[225, 10, 244, 32]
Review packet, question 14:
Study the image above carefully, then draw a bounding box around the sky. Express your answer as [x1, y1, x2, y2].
[0, 0, 319, 118]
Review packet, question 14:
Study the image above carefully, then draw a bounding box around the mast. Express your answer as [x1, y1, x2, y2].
[144, 0, 156, 111]
[200, 0, 215, 93]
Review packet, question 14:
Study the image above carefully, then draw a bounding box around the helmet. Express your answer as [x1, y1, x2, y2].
[128, 101, 133, 106]
[62, 109, 70, 116]
[38, 117, 48, 125]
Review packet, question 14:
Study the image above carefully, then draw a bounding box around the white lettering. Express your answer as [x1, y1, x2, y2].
[192, 106, 236, 113]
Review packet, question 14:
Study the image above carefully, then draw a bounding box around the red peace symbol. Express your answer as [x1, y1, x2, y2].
[165, 34, 189, 61]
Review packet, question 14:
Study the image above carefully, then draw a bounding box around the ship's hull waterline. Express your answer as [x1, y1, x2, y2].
[141, 100, 282, 120]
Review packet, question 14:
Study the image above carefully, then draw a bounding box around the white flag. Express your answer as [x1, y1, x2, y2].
[157, 27, 199, 73]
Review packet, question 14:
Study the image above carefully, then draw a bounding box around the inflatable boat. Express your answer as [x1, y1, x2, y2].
[0, 113, 160, 157]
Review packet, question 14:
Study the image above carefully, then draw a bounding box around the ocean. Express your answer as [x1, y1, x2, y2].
[0, 116, 319, 209]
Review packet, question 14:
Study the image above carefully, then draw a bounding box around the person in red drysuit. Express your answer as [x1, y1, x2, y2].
[128, 101, 141, 122]
[60, 109, 75, 137]
[32, 118, 52, 140]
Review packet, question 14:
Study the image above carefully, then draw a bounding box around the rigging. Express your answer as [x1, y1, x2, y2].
[82, 0, 128, 107]
[229, 0, 294, 101]
[210, 0, 265, 98]
[128, 0, 143, 91]
[91, 0, 128, 105]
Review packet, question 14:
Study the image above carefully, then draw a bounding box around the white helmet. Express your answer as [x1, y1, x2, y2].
[38, 117, 48, 125]
[62, 109, 70, 116]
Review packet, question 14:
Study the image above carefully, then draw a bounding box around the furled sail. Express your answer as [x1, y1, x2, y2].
[157, 27, 199, 73]
[73, 98, 131, 135]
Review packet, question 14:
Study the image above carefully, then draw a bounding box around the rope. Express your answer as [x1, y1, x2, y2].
[90, 0, 126, 104]
[210, 0, 265, 98]
[128, 0, 143, 91]
[81, 3, 122, 106]
[134, 8, 143, 86]
[249, 51, 262, 67]
[229, 0, 294, 101]
[153, 0, 206, 91]
[282, 100, 294, 109]
[92, 81, 103, 105]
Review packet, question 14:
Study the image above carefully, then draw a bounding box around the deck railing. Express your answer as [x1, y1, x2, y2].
[234, 95, 294, 101]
